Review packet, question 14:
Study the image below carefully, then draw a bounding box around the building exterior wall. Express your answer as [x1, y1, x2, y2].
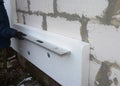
[9, 0, 120, 86]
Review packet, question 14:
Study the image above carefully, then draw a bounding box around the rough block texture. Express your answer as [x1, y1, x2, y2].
[30, 0, 53, 13]
[25, 14, 43, 29]
[16, 0, 28, 11]
[17, 12, 24, 24]
[47, 17, 82, 40]
[57, 0, 108, 17]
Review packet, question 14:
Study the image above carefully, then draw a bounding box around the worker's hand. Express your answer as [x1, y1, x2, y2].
[15, 31, 26, 40]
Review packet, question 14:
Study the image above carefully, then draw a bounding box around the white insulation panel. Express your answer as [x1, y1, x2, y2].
[11, 23, 90, 86]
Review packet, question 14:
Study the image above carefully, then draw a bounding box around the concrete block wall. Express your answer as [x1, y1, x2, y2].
[11, 0, 120, 86]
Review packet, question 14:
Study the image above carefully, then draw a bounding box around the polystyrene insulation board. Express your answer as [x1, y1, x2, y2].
[11, 23, 90, 86]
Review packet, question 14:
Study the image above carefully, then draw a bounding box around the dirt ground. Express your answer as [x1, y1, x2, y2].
[6, 54, 42, 86]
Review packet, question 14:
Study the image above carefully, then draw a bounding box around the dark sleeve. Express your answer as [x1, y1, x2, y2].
[0, 23, 17, 38]
[0, 4, 17, 38]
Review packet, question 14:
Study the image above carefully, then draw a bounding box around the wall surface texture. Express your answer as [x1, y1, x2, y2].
[9, 0, 120, 86]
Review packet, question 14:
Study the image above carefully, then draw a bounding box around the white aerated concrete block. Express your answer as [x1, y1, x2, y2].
[47, 17, 82, 40]
[25, 14, 43, 29]
[17, 12, 24, 24]
[16, 0, 28, 11]
[58, 0, 108, 18]
[88, 24, 120, 63]
[30, 0, 53, 13]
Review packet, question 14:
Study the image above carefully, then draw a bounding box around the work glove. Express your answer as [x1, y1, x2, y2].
[15, 31, 26, 40]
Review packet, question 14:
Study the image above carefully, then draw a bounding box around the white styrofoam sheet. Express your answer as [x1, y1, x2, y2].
[11, 23, 90, 86]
